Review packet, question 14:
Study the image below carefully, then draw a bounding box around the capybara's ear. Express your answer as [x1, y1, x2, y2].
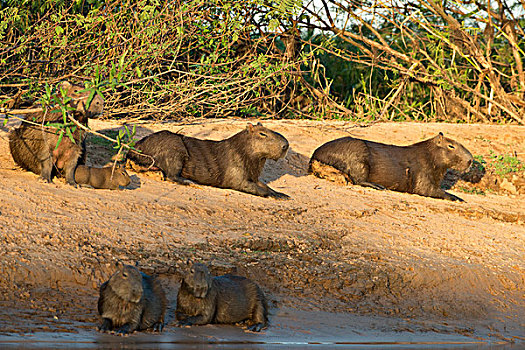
[247, 123, 255, 132]
[435, 132, 444, 145]
[115, 260, 124, 270]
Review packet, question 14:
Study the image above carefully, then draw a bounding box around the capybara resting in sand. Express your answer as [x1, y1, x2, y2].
[176, 263, 268, 332]
[74, 165, 131, 190]
[309, 133, 473, 201]
[9, 81, 104, 185]
[127, 122, 290, 199]
[98, 264, 166, 335]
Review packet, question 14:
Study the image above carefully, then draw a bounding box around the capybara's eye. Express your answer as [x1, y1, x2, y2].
[122, 273, 128, 278]
[448, 144, 455, 149]
[259, 132, 267, 137]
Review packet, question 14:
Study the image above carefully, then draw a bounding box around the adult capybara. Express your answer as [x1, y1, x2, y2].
[309, 133, 473, 201]
[127, 122, 290, 199]
[74, 165, 131, 190]
[9, 81, 104, 185]
[98, 264, 166, 335]
[176, 263, 268, 332]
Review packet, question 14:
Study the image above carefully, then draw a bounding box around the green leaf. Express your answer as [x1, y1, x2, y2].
[86, 90, 96, 110]
[55, 130, 64, 150]
[113, 134, 121, 149]
[119, 50, 127, 69]
[55, 26, 64, 36]
[65, 127, 75, 143]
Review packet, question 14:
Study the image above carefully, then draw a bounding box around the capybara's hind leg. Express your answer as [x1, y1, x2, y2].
[344, 157, 385, 189]
[247, 300, 267, 332]
[358, 181, 386, 190]
[166, 173, 193, 185]
[165, 169, 193, 185]
[163, 154, 193, 185]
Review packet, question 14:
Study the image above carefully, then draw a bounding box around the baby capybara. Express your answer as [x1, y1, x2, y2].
[74, 165, 131, 190]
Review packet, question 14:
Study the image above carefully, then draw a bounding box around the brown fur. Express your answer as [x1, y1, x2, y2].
[309, 133, 473, 201]
[98, 264, 167, 335]
[8, 81, 104, 185]
[127, 122, 290, 199]
[74, 165, 131, 190]
[176, 263, 268, 332]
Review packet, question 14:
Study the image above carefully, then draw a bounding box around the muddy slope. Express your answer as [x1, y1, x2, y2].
[0, 118, 523, 343]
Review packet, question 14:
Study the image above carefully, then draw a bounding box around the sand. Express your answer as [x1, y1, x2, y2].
[0, 117, 523, 347]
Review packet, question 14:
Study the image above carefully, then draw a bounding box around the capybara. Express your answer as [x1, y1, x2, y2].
[74, 165, 131, 190]
[98, 264, 166, 335]
[309, 133, 473, 201]
[127, 122, 289, 199]
[9, 81, 104, 185]
[176, 263, 268, 332]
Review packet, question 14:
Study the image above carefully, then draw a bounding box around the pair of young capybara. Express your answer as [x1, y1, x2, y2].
[98, 262, 268, 335]
[8, 81, 474, 201]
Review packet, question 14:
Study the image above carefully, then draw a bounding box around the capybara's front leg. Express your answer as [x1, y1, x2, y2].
[40, 156, 53, 183]
[98, 318, 113, 332]
[266, 185, 290, 200]
[64, 157, 80, 187]
[152, 321, 164, 332]
[424, 188, 464, 202]
[240, 181, 290, 199]
[247, 322, 266, 332]
[440, 190, 464, 202]
[115, 321, 139, 335]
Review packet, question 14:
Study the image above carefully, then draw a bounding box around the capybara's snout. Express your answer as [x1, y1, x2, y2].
[281, 139, 289, 157]
[466, 158, 473, 170]
[459, 149, 474, 173]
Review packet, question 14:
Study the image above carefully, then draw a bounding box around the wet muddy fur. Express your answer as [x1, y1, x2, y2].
[98, 264, 167, 335]
[176, 263, 268, 332]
